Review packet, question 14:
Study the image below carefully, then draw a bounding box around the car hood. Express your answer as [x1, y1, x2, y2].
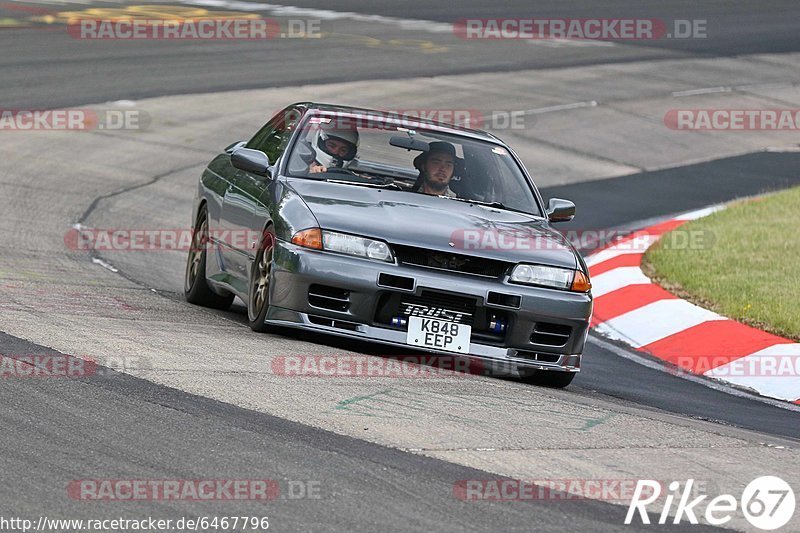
[286, 179, 578, 269]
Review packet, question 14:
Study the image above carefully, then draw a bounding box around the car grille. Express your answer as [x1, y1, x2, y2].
[400, 291, 477, 326]
[373, 290, 508, 343]
[392, 244, 511, 278]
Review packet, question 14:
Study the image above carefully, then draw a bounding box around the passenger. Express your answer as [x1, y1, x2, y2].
[411, 141, 461, 197]
[307, 121, 359, 174]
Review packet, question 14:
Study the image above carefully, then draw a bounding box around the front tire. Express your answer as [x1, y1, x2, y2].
[184, 205, 234, 310]
[248, 228, 276, 332]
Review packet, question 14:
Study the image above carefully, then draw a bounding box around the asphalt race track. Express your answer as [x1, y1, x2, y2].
[2, 0, 799, 108]
[1, 1, 799, 531]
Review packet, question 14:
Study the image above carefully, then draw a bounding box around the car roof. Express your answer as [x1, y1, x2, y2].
[295, 102, 504, 144]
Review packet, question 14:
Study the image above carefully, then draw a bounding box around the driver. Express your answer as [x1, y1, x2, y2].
[308, 121, 359, 174]
[411, 141, 461, 197]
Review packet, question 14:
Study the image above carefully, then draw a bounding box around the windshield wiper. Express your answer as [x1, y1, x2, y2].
[325, 179, 403, 190]
[440, 196, 536, 216]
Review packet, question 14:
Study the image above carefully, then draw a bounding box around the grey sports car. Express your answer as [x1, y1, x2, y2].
[185, 103, 592, 387]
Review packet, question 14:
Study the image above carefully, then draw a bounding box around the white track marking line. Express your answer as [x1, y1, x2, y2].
[523, 101, 598, 115]
[674, 205, 724, 220]
[671, 83, 797, 97]
[91, 257, 118, 273]
[672, 87, 732, 97]
[525, 38, 615, 48]
[459, 101, 599, 128]
[766, 146, 800, 153]
[177, 0, 453, 32]
[8, 0, 95, 3]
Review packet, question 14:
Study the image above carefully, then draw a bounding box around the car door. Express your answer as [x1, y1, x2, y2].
[218, 106, 302, 291]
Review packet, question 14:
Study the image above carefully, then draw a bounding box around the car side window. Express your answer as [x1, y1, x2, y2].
[246, 107, 302, 163]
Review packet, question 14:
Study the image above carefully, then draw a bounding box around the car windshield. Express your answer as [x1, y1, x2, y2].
[285, 113, 543, 216]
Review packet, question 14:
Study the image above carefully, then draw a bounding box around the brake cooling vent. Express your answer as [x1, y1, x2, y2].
[530, 322, 571, 347]
[308, 284, 350, 311]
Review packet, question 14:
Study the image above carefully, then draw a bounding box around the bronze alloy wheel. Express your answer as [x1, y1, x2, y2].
[184, 205, 234, 310]
[185, 217, 207, 291]
[248, 229, 275, 332]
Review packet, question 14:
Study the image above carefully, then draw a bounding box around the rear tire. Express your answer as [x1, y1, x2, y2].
[519, 369, 576, 388]
[184, 205, 234, 310]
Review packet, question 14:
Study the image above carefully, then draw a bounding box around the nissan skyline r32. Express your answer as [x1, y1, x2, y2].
[185, 103, 592, 387]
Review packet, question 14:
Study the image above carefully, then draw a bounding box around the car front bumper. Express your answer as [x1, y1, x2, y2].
[265, 240, 592, 373]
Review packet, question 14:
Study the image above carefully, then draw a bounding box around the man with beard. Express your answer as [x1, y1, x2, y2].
[411, 141, 462, 197]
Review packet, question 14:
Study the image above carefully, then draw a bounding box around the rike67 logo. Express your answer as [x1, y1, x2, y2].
[626, 476, 795, 530]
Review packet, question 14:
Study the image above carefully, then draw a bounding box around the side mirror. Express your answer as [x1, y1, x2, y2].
[547, 198, 575, 222]
[231, 148, 271, 177]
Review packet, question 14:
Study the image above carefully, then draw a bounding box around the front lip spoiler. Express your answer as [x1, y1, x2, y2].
[264, 307, 580, 374]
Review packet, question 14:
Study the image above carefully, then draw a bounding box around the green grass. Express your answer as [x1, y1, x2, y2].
[642, 186, 800, 341]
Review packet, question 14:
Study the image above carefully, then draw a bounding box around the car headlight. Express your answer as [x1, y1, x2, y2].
[509, 264, 591, 292]
[292, 228, 394, 262]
